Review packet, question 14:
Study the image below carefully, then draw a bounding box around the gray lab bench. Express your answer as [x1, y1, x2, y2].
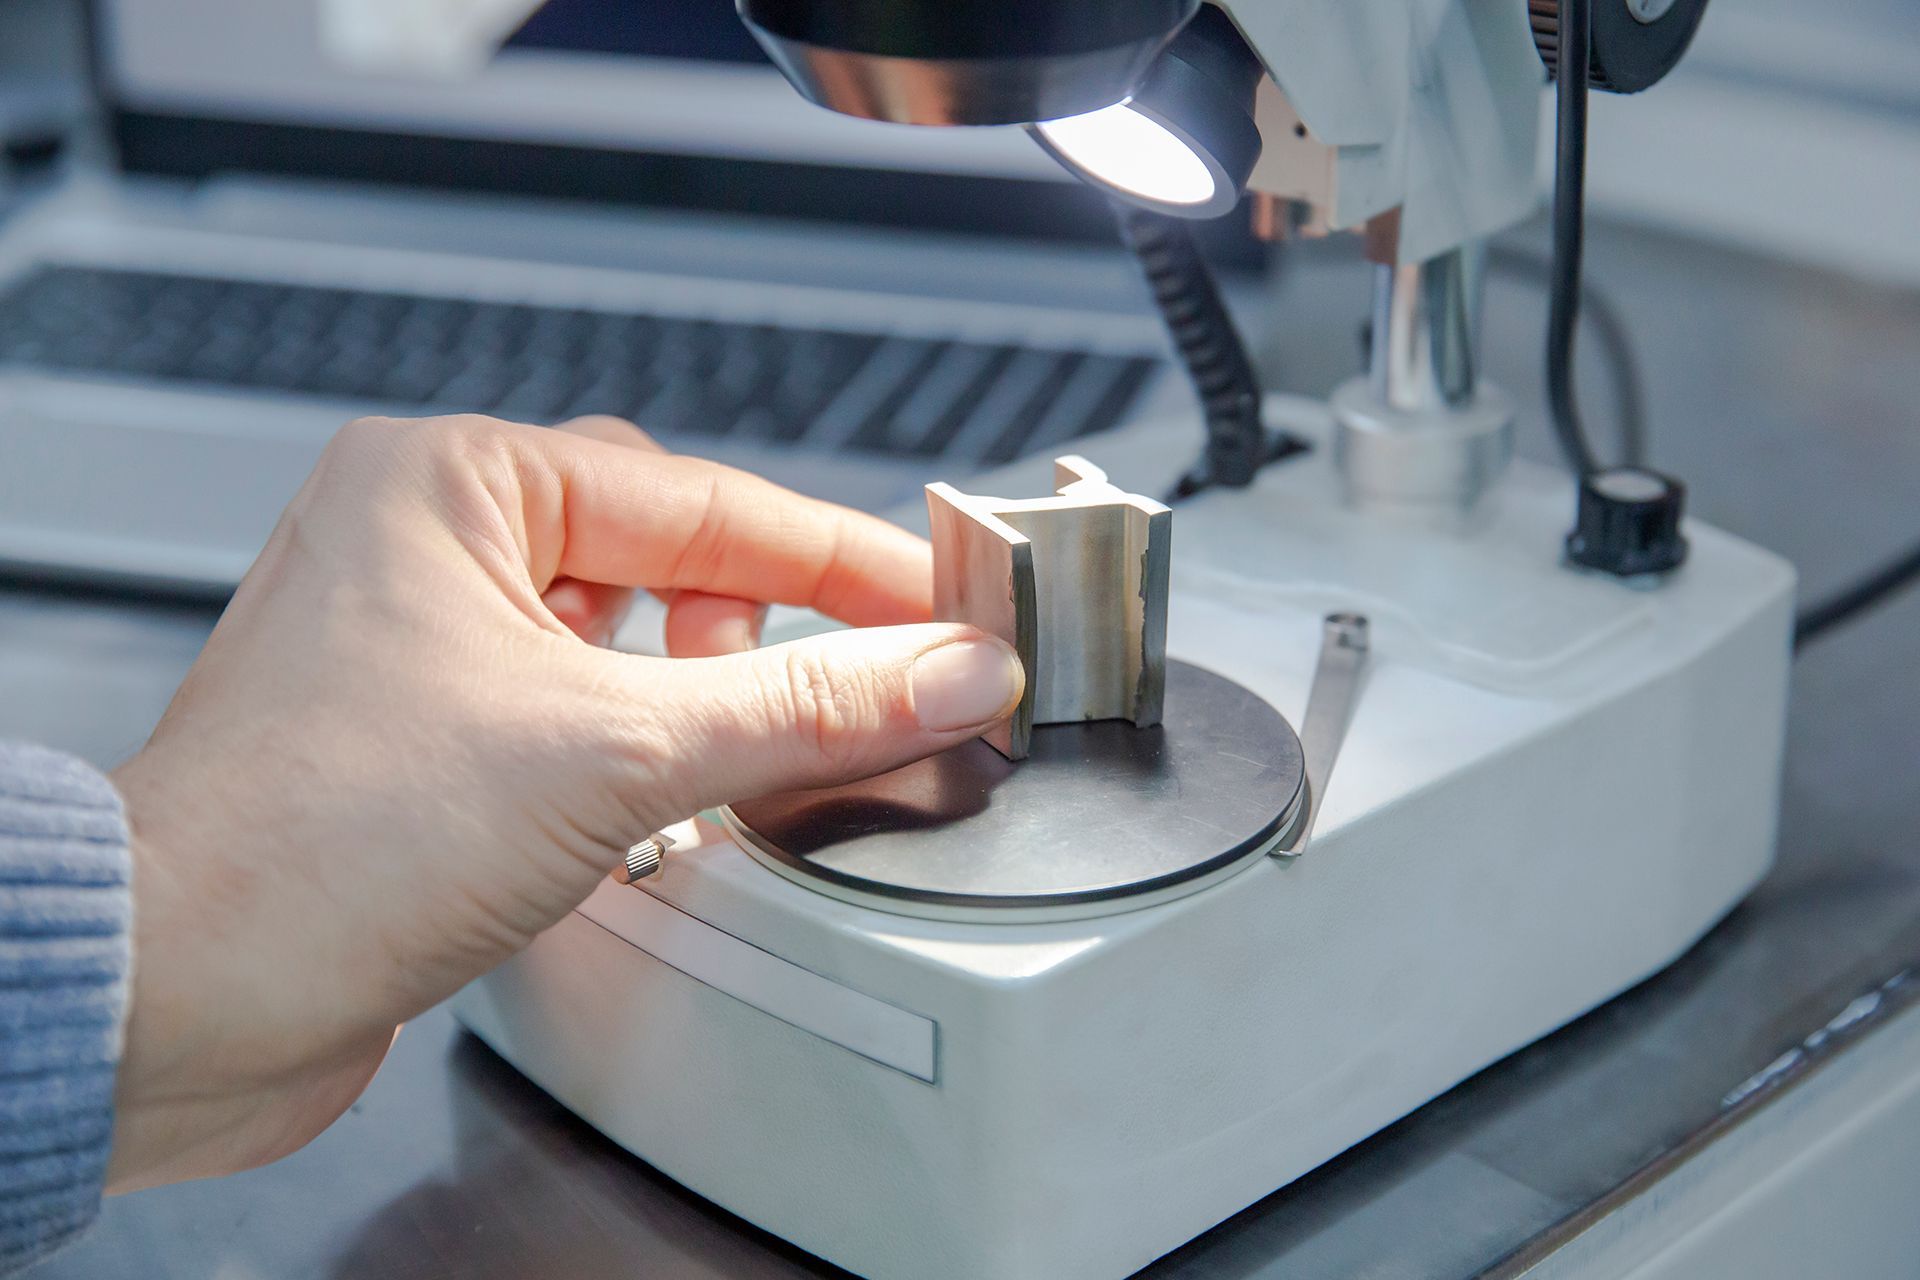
[7, 218, 1920, 1279]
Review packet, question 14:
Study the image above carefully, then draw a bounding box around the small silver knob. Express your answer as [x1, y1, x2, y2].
[615, 832, 675, 884]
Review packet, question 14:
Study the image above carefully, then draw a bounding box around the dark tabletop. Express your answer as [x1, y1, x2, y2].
[8, 214, 1920, 1279]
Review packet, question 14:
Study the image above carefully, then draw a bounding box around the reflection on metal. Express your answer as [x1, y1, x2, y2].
[725, 661, 1304, 923]
[926, 456, 1171, 760]
[1275, 612, 1371, 857]
[1368, 246, 1481, 412]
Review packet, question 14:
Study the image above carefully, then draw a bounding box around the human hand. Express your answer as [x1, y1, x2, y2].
[106, 414, 1022, 1191]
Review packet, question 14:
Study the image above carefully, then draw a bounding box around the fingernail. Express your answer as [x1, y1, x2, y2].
[712, 616, 750, 653]
[711, 605, 768, 654]
[912, 638, 1023, 733]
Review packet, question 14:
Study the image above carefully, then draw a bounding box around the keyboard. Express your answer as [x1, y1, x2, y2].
[0, 266, 1158, 466]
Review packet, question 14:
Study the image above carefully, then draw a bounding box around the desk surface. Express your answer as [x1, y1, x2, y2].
[7, 217, 1920, 1280]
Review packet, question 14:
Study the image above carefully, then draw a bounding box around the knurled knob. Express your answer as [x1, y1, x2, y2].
[1565, 466, 1688, 577]
[615, 832, 675, 884]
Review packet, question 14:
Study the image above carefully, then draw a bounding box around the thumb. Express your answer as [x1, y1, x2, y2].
[626, 623, 1024, 822]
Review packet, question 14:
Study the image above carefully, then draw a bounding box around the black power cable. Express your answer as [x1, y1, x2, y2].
[1486, 243, 1648, 468]
[1794, 542, 1920, 650]
[1546, 0, 1602, 479]
[1537, 0, 1917, 641]
[1109, 201, 1307, 503]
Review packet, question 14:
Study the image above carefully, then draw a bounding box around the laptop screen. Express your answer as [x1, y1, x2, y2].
[95, 0, 1055, 183]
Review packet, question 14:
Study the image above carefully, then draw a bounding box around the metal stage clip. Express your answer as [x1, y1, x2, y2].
[1276, 613, 1371, 858]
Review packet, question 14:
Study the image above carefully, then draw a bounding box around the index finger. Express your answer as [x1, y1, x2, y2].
[523, 427, 933, 627]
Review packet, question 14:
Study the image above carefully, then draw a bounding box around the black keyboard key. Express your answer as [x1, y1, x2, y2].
[969, 350, 1084, 464]
[802, 336, 944, 450]
[182, 335, 260, 384]
[377, 351, 458, 404]
[434, 367, 514, 412]
[1083, 358, 1156, 445]
[761, 331, 881, 438]
[1013, 354, 1151, 459]
[247, 342, 328, 391]
[874, 342, 1015, 457]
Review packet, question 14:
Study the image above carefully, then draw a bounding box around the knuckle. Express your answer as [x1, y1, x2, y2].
[410, 413, 506, 468]
[434, 412, 507, 444]
[321, 414, 469, 476]
[663, 469, 735, 587]
[311, 414, 521, 526]
[779, 647, 868, 768]
[300, 417, 401, 509]
[317, 416, 406, 477]
[376, 413, 501, 455]
[330, 415, 394, 453]
[567, 413, 655, 445]
[395, 415, 526, 504]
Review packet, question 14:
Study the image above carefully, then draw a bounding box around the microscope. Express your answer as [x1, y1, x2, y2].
[451, 3, 1796, 1276]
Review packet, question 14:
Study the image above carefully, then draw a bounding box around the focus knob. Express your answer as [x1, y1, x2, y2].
[1565, 466, 1688, 577]
[1529, 0, 1711, 94]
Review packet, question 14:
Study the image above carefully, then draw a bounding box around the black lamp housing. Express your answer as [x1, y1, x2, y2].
[737, 0, 1201, 127]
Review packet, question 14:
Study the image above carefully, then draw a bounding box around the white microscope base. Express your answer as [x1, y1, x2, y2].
[452, 414, 1795, 1280]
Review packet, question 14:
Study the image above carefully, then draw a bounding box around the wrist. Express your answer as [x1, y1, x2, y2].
[105, 755, 206, 1190]
[106, 748, 400, 1190]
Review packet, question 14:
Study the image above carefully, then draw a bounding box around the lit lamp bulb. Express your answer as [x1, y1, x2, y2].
[1031, 103, 1220, 210]
[1026, 6, 1262, 220]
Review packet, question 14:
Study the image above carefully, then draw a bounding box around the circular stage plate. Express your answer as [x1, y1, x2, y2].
[724, 661, 1303, 922]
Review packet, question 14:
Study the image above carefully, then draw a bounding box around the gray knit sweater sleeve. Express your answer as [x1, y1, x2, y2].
[0, 742, 132, 1274]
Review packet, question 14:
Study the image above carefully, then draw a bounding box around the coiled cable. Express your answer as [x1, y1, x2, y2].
[1111, 202, 1304, 502]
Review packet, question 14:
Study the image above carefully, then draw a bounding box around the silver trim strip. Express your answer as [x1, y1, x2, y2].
[575, 877, 938, 1083]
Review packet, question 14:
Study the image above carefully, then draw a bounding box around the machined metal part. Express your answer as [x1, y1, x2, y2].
[926, 456, 1171, 760]
[614, 832, 675, 884]
[1275, 612, 1371, 857]
[1333, 239, 1514, 522]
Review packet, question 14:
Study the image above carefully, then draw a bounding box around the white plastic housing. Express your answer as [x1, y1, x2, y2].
[1227, 0, 1544, 263]
[452, 413, 1794, 1280]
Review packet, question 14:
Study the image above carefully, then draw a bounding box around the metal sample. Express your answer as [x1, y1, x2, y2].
[926, 456, 1171, 760]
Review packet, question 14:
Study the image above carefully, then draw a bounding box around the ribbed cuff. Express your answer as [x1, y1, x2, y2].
[0, 742, 132, 1272]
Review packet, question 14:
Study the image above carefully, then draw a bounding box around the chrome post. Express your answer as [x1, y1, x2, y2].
[1332, 230, 1513, 525]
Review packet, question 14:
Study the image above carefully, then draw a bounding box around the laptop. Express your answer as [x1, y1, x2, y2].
[0, 0, 1187, 593]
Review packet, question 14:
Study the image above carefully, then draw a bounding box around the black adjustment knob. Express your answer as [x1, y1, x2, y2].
[1565, 466, 1689, 576]
[1528, 0, 1712, 95]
